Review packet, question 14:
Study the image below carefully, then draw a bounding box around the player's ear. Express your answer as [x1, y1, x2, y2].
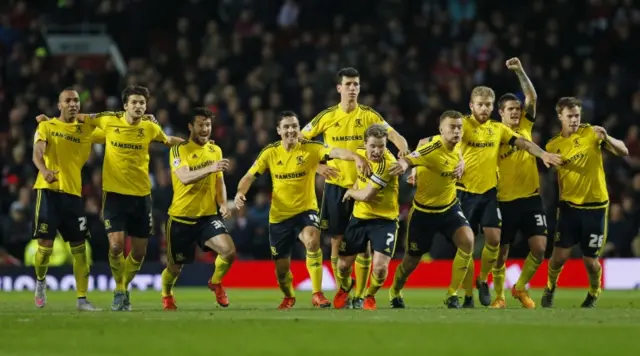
[336, 84, 341, 93]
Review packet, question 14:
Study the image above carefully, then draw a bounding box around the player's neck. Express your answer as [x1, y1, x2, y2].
[282, 140, 298, 151]
[502, 121, 517, 130]
[58, 115, 74, 123]
[560, 128, 573, 138]
[442, 140, 456, 151]
[339, 101, 358, 113]
[124, 113, 141, 125]
[472, 114, 488, 124]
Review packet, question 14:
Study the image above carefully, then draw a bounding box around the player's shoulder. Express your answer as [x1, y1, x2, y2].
[577, 123, 593, 136]
[308, 104, 340, 127]
[356, 146, 366, 155]
[256, 140, 281, 158]
[93, 111, 125, 120]
[383, 148, 397, 163]
[300, 138, 326, 147]
[546, 132, 564, 150]
[205, 142, 223, 154]
[170, 140, 189, 156]
[358, 104, 384, 118]
[417, 135, 444, 153]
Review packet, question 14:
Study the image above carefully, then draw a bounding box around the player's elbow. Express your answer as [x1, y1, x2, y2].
[362, 190, 377, 202]
[618, 146, 630, 157]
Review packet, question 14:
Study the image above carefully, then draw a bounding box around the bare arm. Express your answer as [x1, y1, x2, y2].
[236, 173, 256, 197]
[165, 136, 184, 146]
[215, 175, 228, 208]
[346, 183, 379, 202]
[603, 136, 629, 156]
[328, 147, 371, 177]
[507, 57, 537, 116]
[174, 159, 228, 185]
[32, 141, 48, 172]
[388, 130, 410, 156]
[514, 137, 545, 158]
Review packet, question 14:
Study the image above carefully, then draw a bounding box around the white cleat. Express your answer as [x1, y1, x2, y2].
[34, 279, 47, 308]
[77, 299, 102, 312]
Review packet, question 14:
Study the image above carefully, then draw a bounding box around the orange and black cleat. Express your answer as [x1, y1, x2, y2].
[278, 296, 296, 310]
[162, 296, 177, 311]
[511, 286, 535, 309]
[312, 292, 331, 308]
[363, 295, 377, 310]
[208, 280, 229, 308]
[333, 279, 355, 309]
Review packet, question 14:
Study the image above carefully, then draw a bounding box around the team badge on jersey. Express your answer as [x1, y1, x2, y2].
[137, 128, 144, 138]
[173, 158, 181, 167]
[409, 151, 420, 158]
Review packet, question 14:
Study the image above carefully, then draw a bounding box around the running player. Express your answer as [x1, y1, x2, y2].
[235, 111, 370, 309]
[303, 67, 410, 308]
[387, 111, 474, 309]
[32, 88, 104, 311]
[160, 108, 236, 310]
[333, 124, 399, 310]
[492, 57, 546, 309]
[543, 97, 628, 308]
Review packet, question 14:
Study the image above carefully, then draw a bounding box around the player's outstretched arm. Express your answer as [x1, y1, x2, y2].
[593, 126, 629, 156]
[388, 129, 410, 157]
[513, 137, 562, 168]
[234, 173, 256, 208]
[165, 136, 185, 146]
[506, 57, 537, 117]
[343, 183, 379, 202]
[327, 148, 371, 177]
[175, 159, 229, 185]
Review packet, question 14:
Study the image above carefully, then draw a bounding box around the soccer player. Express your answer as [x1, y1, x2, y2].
[74, 85, 182, 311]
[387, 111, 474, 309]
[160, 108, 235, 310]
[32, 88, 104, 311]
[332, 124, 400, 310]
[492, 57, 546, 309]
[302, 67, 410, 308]
[456, 85, 561, 308]
[235, 111, 370, 309]
[543, 97, 628, 308]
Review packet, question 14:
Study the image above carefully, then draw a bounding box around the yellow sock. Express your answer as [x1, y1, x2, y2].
[211, 256, 232, 284]
[123, 254, 144, 289]
[389, 263, 408, 298]
[108, 252, 126, 292]
[331, 256, 338, 278]
[515, 253, 541, 290]
[354, 255, 372, 298]
[547, 265, 563, 289]
[336, 266, 353, 291]
[366, 274, 386, 297]
[587, 263, 602, 297]
[70, 243, 89, 299]
[492, 263, 506, 299]
[462, 260, 475, 296]
[448, 249, 471, 296]
[34, 245, 53, 281]
[479, 244, 500, 281]
[277, 270, 295, 297]
[305, 250, 323, 293]
[161, 268, 178, 297]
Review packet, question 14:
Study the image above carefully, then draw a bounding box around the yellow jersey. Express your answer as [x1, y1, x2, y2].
[87, 111, 169, 196]
[352, 148, 399, 220]
[33, 118, 105, 197]
[405, 135, 461, 213]
[302, 104, 392, 188]
[168, 141, 224, 218]
[545, 124, 608, 208]
[248, 139, 332, 223]
[458, 115, 518, 194]
[497, 113, 540, 202]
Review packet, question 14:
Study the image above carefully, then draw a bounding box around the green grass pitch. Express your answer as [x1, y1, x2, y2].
[1, 288, 639, 356]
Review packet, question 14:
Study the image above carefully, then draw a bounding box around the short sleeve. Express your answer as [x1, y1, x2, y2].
[366, 108, 392, 132]
[86, 112, 114, 129]
[34, 123, 49, 144]
[152, 124, 169, 143]
[584, 125, 603, 146]
[302, 111, 330, 139]
[248, 147, 271, 176]
[306, 141, 332, 163]
[170, 144, 186, 172]
[90, 128, 106, 144]
[405, 142, 438, 167]
[500, 123, 518, 145]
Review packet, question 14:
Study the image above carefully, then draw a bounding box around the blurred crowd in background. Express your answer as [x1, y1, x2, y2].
[1, 0, 640, 266]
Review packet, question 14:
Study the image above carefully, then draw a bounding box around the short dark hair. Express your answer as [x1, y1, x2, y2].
[439, 110, 463, 123]
[555, 97, 582, 115]
[191, 107, 214, 123]
[364, 124, 388, 141]
[59, 88, 78, 101]
[121, 85, 150, 103]
[277, 110, 299, 126]
[498, 93, 521, 110]
[336, 67, 360, 83]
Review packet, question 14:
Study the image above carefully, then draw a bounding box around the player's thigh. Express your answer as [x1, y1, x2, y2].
[58, 195, 90, 243]
[553, 203, 580, 250]
[479, 188, 501, 229]
[498, 200, 520, 245]
[367, 218, 399, 258]
[166, 218, 197, 265]
[268, 218, 298, 260]
[519, 196, 548, 240]
[200, 216, 235, 256]
[102, 192, 128, 234]
[579, 206, 608, 258]
[405, 207, 438, 258]
[320, 183, 352, 236]
[298, 210, 321, 244]
[32, 189, 60, 241]
[341, 217, 368, 257]
[456, 190, 482, 234]
[127, 194, 153, 238]
[441, 203, 473, 252]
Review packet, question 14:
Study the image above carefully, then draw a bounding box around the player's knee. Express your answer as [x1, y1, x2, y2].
[130, 250, 146, 262]
[372, 265, 388, 279]
[109, 244, 124, 256]
[483, 228, 501, 246]
[38, 239, 54, 248]
[530, 241, 546, 261]
[303, 239, 320, 252]
[583, 257, 601, 273]
[220, 245, 237, 263]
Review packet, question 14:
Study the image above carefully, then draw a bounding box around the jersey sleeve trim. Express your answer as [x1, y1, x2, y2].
[418, 141, 442, 156]
[308, 105, 338, 129]
[524, 112, 536, 122]
[508, 136, 517, 146]
[375, 156, 387, 176]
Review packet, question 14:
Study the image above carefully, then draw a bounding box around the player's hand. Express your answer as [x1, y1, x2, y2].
[540, 151, 563, 168]
[506, 57, 523, 72]
[219, 204, 231, 219]
[406, 168, 416, 185]
[397, 149, 411, 158]
[354, 155, 371, 177]
[592, 125, 608, 141]
[342, 189, 353, 202]
[316, 164, 340, 180]
[234, 193, 246, 208]
[212, 159, 230, 172]
[454, 159, 465, 179]
[41, 168, 59, 183]
[389, 159, 409, 176]
[36, 114, 50, 122]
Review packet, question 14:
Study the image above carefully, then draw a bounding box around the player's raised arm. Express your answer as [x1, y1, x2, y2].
[592, 125, 629, 156]
[235, 145, 272, 208]
[326, 147, 371, 177]
[387, 129, 410, 157]
[506, 57, 537, 117]
[32, 127, 58, 183]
